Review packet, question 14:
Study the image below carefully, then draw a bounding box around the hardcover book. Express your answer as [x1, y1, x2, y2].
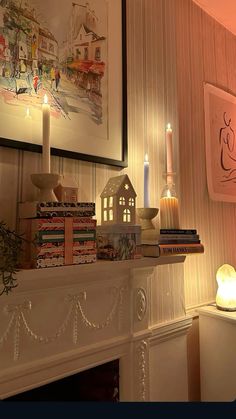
[141, 243, 204, 258]
[141, 229, 200, 245]
[154, 238, 201, 244]
[160, 229, 197, 235]
[18, 201, 96, 219]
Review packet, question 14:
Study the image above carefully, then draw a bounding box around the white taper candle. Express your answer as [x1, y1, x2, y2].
[166, 123, 173, 175]
[42, 94, 50, 173]
[144, 153, 150, 208]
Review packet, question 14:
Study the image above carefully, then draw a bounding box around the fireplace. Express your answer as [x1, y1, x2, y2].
[5, 360, 119, 401]
[0, 257, 192, 401]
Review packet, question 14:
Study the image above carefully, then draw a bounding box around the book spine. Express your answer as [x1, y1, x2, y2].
[35, 210, 95, 218]
[158, 239, 200, 244]
[159, 243, 204, 255]
[160, 229, 197, 235]
[159, 234, 199, 240]
[38, 202, 95, 210]
[19, 203, 96, 218]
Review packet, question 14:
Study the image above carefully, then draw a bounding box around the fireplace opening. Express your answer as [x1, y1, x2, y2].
[5, 359, 119, 401]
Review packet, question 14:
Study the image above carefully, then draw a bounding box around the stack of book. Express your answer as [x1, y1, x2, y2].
[141, 228, 204, 257]
[18, 201, 97, 268]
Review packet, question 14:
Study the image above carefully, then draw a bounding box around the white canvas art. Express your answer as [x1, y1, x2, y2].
[204, 83, 236, 202]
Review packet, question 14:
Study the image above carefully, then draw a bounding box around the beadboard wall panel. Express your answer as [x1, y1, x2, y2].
[0, 147, 19, 228]
[151, 262, 186, 324]
[1, 0, 235, 309]
[200, 10, 222, 301]
[176, 0, 236, 308]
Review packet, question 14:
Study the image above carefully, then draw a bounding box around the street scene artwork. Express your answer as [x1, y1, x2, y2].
[204, 83, 236, 202]
[0, 0, 123, 162]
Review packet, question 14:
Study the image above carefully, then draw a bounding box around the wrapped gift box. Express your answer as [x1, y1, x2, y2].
[96, 224, 142, 261]
[19, 217, 97, 268]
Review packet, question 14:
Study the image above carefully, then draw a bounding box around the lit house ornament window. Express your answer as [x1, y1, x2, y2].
[216, 264, 236, 312]
[119, 197, 125, 205]
[129, 198, 135, 207]
[123, 209, 131, 223]
[109, 209, 113, 221]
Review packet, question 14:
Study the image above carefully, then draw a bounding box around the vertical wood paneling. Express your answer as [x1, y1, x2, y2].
[151, 263, 186, 324]
[1, 0, 236, 309]
[126, 0, 146, 208]
[214, 22, 228, 87]
[0, 147, 19, 229]
[176, 0, 236, 308]
[61, 159, 92, 202]
[224, 32, 236, 264]
[175, 0, 199, 306]
[225, 31, 236, 89]
[201, 10, 221, 300]
[21, 151, 41, 203]
[143, 0, 165, 221]
[186, 1, 204, 304]
[175, 0, 196, 227]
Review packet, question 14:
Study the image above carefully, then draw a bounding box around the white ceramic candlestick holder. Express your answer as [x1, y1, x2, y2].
[31, 173, 61, 202]
[136, 207, 159, 230]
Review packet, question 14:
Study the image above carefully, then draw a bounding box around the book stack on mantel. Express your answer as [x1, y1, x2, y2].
[141, 228, 204, 257]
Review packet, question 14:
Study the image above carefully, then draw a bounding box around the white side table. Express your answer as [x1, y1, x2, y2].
[198, 306, 236, 401]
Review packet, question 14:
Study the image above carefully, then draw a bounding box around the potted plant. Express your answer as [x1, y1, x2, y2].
[0, 221, 23, 296]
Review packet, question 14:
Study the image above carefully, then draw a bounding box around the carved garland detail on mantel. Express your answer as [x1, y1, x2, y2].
[136, 340, 148, 401]
[0, 286, 126, 361]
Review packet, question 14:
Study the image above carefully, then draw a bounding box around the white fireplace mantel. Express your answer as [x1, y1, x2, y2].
[0, 256, 192, 401]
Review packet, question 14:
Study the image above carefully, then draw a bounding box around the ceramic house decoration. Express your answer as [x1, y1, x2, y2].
[100, 174, 137, 225]
[54, 175, 79, 203]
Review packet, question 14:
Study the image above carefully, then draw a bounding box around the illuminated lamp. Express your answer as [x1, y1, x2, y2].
[216, 264, 236, 311]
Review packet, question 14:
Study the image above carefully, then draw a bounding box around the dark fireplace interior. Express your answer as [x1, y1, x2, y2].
[5, 359, 119, 401]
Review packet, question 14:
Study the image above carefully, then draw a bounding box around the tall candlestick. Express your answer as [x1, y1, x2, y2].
[144, 153, 150, 208]
[42, 94, 50, 173]
[166, 123, 173, 175]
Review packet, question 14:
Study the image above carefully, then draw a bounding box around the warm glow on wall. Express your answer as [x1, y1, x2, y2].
[216, 264, 236, 311]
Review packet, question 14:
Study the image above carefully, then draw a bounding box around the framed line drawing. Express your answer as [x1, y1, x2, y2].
[0, 0, 127, 168]
[204, 83, 236, 202]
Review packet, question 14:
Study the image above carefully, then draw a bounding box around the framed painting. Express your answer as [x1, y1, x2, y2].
[204, 83, 236, 202]
[0, 0, 127, 167]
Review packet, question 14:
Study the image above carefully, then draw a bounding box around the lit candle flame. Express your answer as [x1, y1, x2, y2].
[166, 123, 172, 132]
[44, 94, 48, 104]
[144, 153, 149, 163]
[167, 189, 171, 198]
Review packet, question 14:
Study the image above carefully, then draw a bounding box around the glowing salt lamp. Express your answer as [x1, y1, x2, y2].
[216, 264, 236, 311]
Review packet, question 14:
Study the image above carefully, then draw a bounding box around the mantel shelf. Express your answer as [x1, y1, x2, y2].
[11, 255, 186, 294]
